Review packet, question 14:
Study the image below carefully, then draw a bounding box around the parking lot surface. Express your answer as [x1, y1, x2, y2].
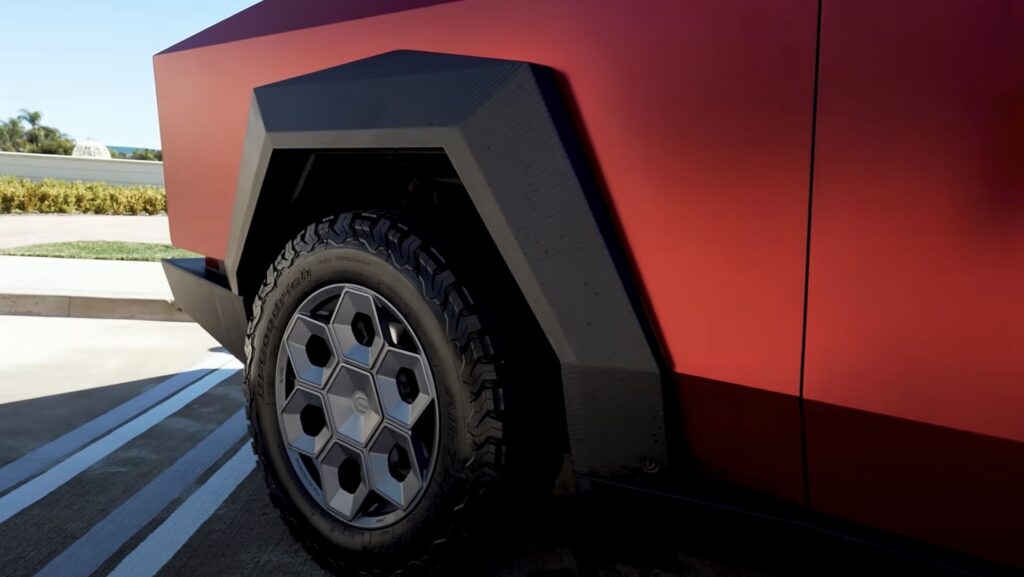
[0, 316, 954, 576]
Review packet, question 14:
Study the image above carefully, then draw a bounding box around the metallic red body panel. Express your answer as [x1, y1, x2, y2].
[806, 401, 1024, 567]
[155, 1, 818, 407]
[805, 0, 1024, 563]
[162, 0, 458, 54]
[156, 0, 1024, 564]
[677, 375, 804, 504]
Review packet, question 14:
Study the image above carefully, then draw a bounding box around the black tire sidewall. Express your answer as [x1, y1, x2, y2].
[248, 242, 474, 561]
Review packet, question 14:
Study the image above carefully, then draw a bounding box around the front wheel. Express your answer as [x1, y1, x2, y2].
[244, 212, 508, 575]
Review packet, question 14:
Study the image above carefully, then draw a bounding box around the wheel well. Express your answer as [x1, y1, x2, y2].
[239, 149, 569, 458]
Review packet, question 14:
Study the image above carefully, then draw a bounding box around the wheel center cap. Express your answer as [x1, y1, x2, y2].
[353, 391, 371, 415]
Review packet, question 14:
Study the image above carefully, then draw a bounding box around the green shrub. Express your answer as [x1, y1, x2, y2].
[0, 176, 166, 215]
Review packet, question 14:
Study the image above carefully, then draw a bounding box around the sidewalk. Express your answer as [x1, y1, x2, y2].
[0, 214, 170, 249]
[0, 256, 186, 321]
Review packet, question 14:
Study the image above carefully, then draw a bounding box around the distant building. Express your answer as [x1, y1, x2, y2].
[109, 146, 146, 156]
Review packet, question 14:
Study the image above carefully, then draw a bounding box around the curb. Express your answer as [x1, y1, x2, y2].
[0, 293, 189, 322]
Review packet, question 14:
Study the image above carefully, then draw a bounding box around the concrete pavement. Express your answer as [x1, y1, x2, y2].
[0, 316, 718, 577]
[0, 256, 185, 321]
[0, 316, 217, 407]
[0, 317, 220, 464]
[0, 256, 171, 298]
[0, 214, 170, 249]
[0, 315, 951, 576]
[0, 316, 244, 577]
[0, 214, 182, 321]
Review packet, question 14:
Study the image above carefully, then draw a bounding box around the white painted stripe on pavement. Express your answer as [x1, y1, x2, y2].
[108, 445, 256, 577]
[0, 352, 236, 494]
[35, 410, 247, 577]
[0, 359, 242, 525]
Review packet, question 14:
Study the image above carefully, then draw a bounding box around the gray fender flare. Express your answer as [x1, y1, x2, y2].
[225, 50, 668, 479]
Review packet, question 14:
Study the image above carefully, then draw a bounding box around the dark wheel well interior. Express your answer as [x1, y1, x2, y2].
[239, 148, 569, 459]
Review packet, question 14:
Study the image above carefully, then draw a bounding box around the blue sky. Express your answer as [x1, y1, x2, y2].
[0, 1, 259, 150]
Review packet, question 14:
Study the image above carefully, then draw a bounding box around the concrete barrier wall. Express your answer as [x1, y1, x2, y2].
[0, 151, 164, 187]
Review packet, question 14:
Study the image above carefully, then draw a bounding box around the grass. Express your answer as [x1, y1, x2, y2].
[0, 241, 199, 262]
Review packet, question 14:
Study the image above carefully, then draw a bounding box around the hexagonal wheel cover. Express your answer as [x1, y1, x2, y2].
[284, 316, 338, 387]
[376, 349, 433, 428]
[329, 289, 384, 368]
[278, 282, 441, 528]
[326, 366, 383, 446]
[319, 442, 370, 520]
[281, 387, 331, 457]
[367, 425, 423, 509]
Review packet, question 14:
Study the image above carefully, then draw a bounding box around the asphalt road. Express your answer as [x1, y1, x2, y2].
[0, 316, 955, 577]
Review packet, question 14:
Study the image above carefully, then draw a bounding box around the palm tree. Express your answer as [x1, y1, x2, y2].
[32, 126, 74, 155]
[17, 109, 42, 129]
[19, 110, 46, 150]
[0, 110, 75, 155]
[0, 118, 26, 152]
[11, 110, 74, 155]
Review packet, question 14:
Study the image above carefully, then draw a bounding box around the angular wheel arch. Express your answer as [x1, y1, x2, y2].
[226, 50, 670, 480]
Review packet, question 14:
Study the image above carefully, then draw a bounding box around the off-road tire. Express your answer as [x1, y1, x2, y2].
[243, 211, 507, 576]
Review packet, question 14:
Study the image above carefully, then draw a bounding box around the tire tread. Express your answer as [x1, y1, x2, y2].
[243, 211, 505, 576]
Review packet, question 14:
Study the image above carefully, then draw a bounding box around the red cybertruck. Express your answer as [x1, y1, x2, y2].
[156, 0, 1023, 574]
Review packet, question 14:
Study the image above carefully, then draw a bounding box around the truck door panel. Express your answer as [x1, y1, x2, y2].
[805, 0, 1024, 565]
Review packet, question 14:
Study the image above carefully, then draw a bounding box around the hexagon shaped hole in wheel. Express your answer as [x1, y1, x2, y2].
[319, 441, 370, 520]
[284, 316, 338, 387]
[368, 425, 423, 509]
[281, 388, 331, 457]
[329, 289, 384, 368]
[326, 366, 383, 446]
[376, 349, 432, 428]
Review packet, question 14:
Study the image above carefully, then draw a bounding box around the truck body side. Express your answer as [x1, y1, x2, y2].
[156, 0, 1024, 568]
